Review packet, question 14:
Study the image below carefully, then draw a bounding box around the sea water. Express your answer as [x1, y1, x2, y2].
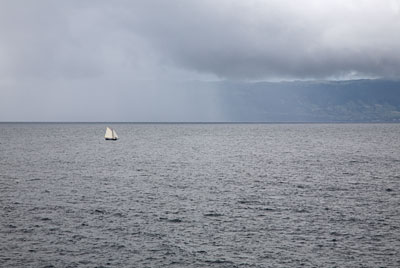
[0, 123, 399, 267]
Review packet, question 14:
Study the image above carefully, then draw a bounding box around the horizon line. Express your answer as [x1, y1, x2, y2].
[1, 121, 399, 124]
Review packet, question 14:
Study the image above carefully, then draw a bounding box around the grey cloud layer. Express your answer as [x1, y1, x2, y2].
[128, 0, 400, 79]
[1, 0, 400, 80]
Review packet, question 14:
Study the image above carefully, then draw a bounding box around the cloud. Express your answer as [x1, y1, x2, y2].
[125, 0, 400, 80]
[1, 0, 400, 81]
[1, 0, 400, 121]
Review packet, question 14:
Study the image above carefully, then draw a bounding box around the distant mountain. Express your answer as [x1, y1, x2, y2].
[212, 79, 400, 122]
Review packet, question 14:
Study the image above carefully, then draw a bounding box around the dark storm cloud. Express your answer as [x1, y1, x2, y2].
[1, 0, 400, 81]
[125, 0, 400, 80]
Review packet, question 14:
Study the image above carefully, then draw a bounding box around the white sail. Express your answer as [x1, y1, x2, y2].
[105, 127, 113, 139]
[112, 129, 118, 139]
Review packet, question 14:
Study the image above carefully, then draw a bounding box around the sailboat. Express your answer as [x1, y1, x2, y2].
[105, 127, 118, 140]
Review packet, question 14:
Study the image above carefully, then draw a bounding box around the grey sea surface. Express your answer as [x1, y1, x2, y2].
[1, 123, 399, 267]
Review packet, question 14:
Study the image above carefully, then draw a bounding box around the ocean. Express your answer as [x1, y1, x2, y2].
[1, 123, 399, 267]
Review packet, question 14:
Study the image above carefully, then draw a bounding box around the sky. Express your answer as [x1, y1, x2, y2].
[1, 0, 400, 121]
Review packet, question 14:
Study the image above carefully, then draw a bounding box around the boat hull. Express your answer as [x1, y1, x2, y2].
[105, 138, 118, 141]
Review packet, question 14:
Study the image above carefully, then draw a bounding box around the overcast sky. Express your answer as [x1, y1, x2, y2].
[1, 0, 400, 121]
